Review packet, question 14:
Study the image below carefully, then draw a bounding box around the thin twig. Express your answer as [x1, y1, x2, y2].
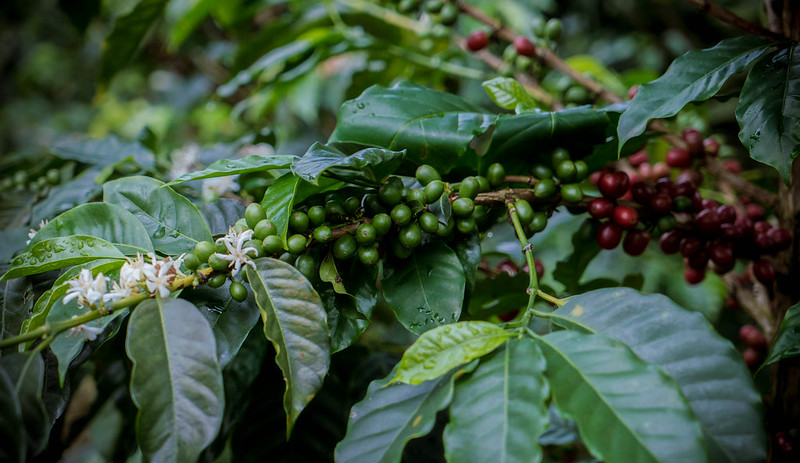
[704, 158, 779, 208]
[681, 0, 786, 41]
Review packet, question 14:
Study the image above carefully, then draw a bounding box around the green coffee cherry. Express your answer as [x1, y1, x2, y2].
[371, 213, 392, 236]
[392, 241, 414, 259]
[363, 193, 385, 215]
[475, 176, 490, 193]
[245, 203, 267, 229]
[657, 215, 676, 232]
[308, 205, 327, 226]
[457, 217, 477, 234]
[531, 16, 546, 36]
[312, 225, 333, 243]
[391, 204, 413, 226]
[295, 254, 317, 281]
[46, 168, 60, 185]
[545, 18, 562, 40]
[452, 197, 475, 217]
[326, 200, 346, 222]
[487, 163, 506, 187]
[287, 234, 307, 254]
[515, 199, 534, 225]
[379, 177, 404, 206]
[564, 86, 590, 104]
[459, 176, 480, 200]
[555, 160, 576, 182]
[530, 212, 548, 232]
[436, 217, 455, 237]
[438, 2, 458, 25]
[473, 205, 489, 226]
[560, 184, 583, 203]
[531, 164, 553, 180]
[398, 223, 423, 249]
[534, 179, 557, 199]
[424, 180, 445, 203]
[407, 189, 426, 204]
[344, 196, 361, 214]
[244, 240, 263, 258]
[194, 241, 216, 263]
[215, 242, 227, 253]
[279, 252, 294, 264]
[550, 148, 571, 169]
[263, 235, 284, 254]
[184, 253, 201, 270]
[230, 281, 248, 302]
[415, 164, 441, 186]
[418, 212, 439, 233]
[333, 234, 357, 260]
[424, 0, 443, 13]
[574, 160, 588, 181]
[209, 254, 229, 272]
[234, 218, 249, 233]
[253, 220, 278, 240]
[208, 274, 227, 288]
[358, 245, 380, 265]
[356, 223, 377, 245]
[289, 211, 310, 234]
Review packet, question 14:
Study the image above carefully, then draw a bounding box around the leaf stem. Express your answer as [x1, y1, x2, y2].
[505, 200, 539, 323]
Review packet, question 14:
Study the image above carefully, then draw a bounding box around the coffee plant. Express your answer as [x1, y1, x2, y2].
[2, 0, 800, 462]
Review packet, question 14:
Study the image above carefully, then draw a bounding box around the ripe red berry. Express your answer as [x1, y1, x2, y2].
[623, 229, 650, 256]
[628, 150, 649, 167]
[739, 324, 767, 349]
[598, 171, 629, 199]
[627, 85, 638, 100]
[650, 193, 673, 214]
[682, 128, 704, 157]
[709, 242, 734, 268]
[596, 222, 623, 249]
[767, 227, 791, 251]
[465, 30, 490, 51]
[753, 260, 776, 285]
[513, 36, 536, 57]
[722, 159, 741, 173]
[703, 138, 720, 156]
[613, 205, 639, 229]
[497, 258, 518, 276]
[716, 205, 736, 224]
[676, 168, 703, 187]
[694, 209, 721, 236]
[656, 178, 675, 195]
[588, 198, 615, 219]
[686, 249, 710, 270]
[753, 221, 771, 234]
[680, 236, 704, 258]
[684, 266, 706, 284]
[497, 309, 519, 322]
[746, 203, 766, 220]
[742, 347, 760, 368]
[666, 148, 692, 168]
[659, 230, 682, 254]
[631, 181, 655, 204]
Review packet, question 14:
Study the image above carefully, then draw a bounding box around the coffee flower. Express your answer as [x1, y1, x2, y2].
[66, 320, 104, 341]
[63, 269, 109, 308]
[214, 227, 258, 278]
[143, 253, 182, 298]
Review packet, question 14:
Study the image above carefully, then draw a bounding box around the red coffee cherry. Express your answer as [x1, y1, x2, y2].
[598, 171, 629, 199]
[682, 128, 704, 157]
[666, 148, 692, 168]
[597, 222, 623, 249]
[631, 181, 656, 204]
[767, 227, 792, 251]
[684, 266, 706, 285]
[739, 324, 767, 349]
[649, 193, 673, 214]
[627, 85, 638, 100]
[659, 230, 682, 254]
[746, 203, 766, 220]
[680, 236, 704, 258]
[628, 150, 649, 167]
[613, 205, 639, 229]
[513, 36, 536, 57]
[709, 242, 734, 269]
[465, 30, 490, 51]
[716, 205, 736, 224]
[742, 347, 760, 368]
[588, 198, 615, 219]
[753, 260, 776, 285]
[703, 138, 720, 156]
[694, 209, 721, 236]
[623, 229, 650, 256]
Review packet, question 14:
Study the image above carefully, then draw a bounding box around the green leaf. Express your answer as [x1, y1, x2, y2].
[552, 288, 765, 463]
[482, 77, 540, 111]
[736, 43, 800, 184]
[182, 281, 261, 367]
[31, 167, 103, 224]
[201, 198, 246, 235]
[165, 0, 222, 49]
[0, 366, 24, 463]
[28, 203, 154, 255]
[245, 257, 330, 436]
[330, 81, 607, 173]
[553, 220, 602, 292]
[125, 298, 224, 463]
[1, 235, 125, 282]
[292, 142, 405, 186]
[99, 0, 168, 85]
[168, 154, 296, 185]
[261, 172, 335, 247]
[443, 337, 549, 463]
[0, 354, 50, 456]
[566, 55, 628, 97]
[334, 366, 462, 463]
[319, 253, 348, 295]
[382, 242, 466, 334]
[765, 301, 800, 365]
[617, 36, 774, 153]
[392, 321, 510, 385]
[103, 176, 212, 255]
[453, 234, 481, 294]
[50, 136, 155, 169]
[2, 278, 31, 345]
[321, 259, 379, 352]
[538, 330, 707, 463]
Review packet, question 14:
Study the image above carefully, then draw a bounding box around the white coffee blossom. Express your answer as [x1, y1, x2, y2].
[168, 144, 200, 180]
[202, 175, 240, 200]
[26, 219, 49, 245]
[142, 253, 180, 298]
[214, 227, 257, 278]
[66, 319, 104, 341]
[63, 269, 109, 308]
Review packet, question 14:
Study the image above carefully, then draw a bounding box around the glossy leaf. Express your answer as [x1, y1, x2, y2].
[50, 136, 155, 169]
[765, 301, 800, 365]
[1, 278, 31, 345]
[261, 172, 333, 247]
[28, 203, 154, 255]
[99, 0, 168, 85]
[538, 330, 707, 463]
[30, 167, 103, 224]
[103, 176, 212, 255]
[334, 366, 462, 463]
[293, 142, 405, 186]
[126, 298, 224, 463]
[454, 234, 481, 293]
[482, 77, 540, 112]
[382, 242, 466, 334]
[165, 0, 222, 49]
[182, 281, 261, 367]
[0, 235, 125, 282]
[168, 154, 296, 185]
[245, 257, 330, 435]
[552, 288, 765, 463]
[0, 366, 24, 463]
[392, 321, 510, 385]
[330, 81, 607, 173]
[736, 43, 800, 184]
[321, 259, 379, 352]
[618, 36, 774, 153]
[321, 286, 369, 354]
[553, 221, 602, 292]
[0, 354, 50, 456]
[443, 337, 549, 463]
[201, 198, 246, 235]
